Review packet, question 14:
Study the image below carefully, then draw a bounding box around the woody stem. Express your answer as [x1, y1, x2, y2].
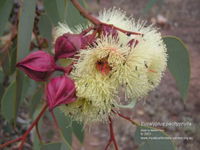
[0, 104, 48, 149]
[70, 0, 143, 36]
[70, 0, 100, 25]
[112, 110, 140, 126]
[105, 117, 119, 150]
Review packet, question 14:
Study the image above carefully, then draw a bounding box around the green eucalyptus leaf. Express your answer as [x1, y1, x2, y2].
[72, 121, 84, 143]
[54, 108, 72, 149]
[43, 0, 61, 25]
[33, 132, 41, 150]
[163, 36, 190, 100]
[0, 70, 4, 82]
[44, 0, 87, 27]
[38, 15, 53, 44]
[26, 79, 38, 97]
[65, 0, 88, 27]
[30, 89, 43, 117]
[0, 0, 13, 36]
[33, 105, 45, 150]
[1, 52, 10, 75]
[0, 71, 4, 102]
[40, 143, 69, 150]
[16, 0, 36, 123]
[19, 76, 31, 104]
[56, 0, 68, 21]
[1, 80, 16, 122]
[2, 38, 17, 75]
[135, 126, 176, 150]
[17, 0, 36, 61]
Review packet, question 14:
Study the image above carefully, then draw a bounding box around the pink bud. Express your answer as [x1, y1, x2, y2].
[45, 76, 76, 111]
[55, 33, 82, 59]
[16, 51, 56, 82]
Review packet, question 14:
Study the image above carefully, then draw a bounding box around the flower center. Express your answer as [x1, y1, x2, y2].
[96, 58, 112, 75]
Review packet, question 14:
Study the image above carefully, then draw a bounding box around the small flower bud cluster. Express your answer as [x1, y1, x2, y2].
[16, 33, 92, 110]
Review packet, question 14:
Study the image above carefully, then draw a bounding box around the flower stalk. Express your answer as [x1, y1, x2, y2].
[105, 117, 119, 150]
[112, 110, 140, 126]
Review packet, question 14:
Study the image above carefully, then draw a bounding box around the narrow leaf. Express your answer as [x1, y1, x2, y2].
[54, 108, 72, 149]
[2, 38, 17, 76]
[30, 89, 43, 117]
[72, 121, 84, 143]
[38, 15, 53, 44]
[163, 36, 190, 100]
[0, 70, 4, 102]
[0, 0, 13, 36]
[56, 0, 68, 21]
[33, 105, 45, 150]
[19, 76, 31, 104]
[1, 81, 16, 122]
[65, 0, 87, 27]
[40, 143, 62, 150]
[17, 0, 36, 60]
[16, 0, 36, 123]
[43, 0, 60, 25]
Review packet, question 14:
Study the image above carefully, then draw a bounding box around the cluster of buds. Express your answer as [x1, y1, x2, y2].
[16, 33, 93, 110]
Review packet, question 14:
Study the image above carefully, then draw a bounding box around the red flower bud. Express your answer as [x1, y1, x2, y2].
[55, 33, 82, 59]
[16, 51, 56, 82]
[45, 76, 76, 111]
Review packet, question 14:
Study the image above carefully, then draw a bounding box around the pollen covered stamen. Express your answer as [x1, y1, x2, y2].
[96, 58, 112, 75]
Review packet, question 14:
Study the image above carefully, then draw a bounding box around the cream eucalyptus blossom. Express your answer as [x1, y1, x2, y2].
[54, 7, 167, 124]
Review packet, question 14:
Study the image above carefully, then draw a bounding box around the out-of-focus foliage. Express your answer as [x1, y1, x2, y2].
[143, 0, 164, 13]
[0, 0, 13, 36]
[164, 36, 190, 100]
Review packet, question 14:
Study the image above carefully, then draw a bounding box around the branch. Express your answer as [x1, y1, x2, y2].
[70, 0, 143, 36]
[112, 110, 140, 126]
[105, 117, 119, 150]
[70, 0, 100, 25]
[0, 104, 48, 150]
